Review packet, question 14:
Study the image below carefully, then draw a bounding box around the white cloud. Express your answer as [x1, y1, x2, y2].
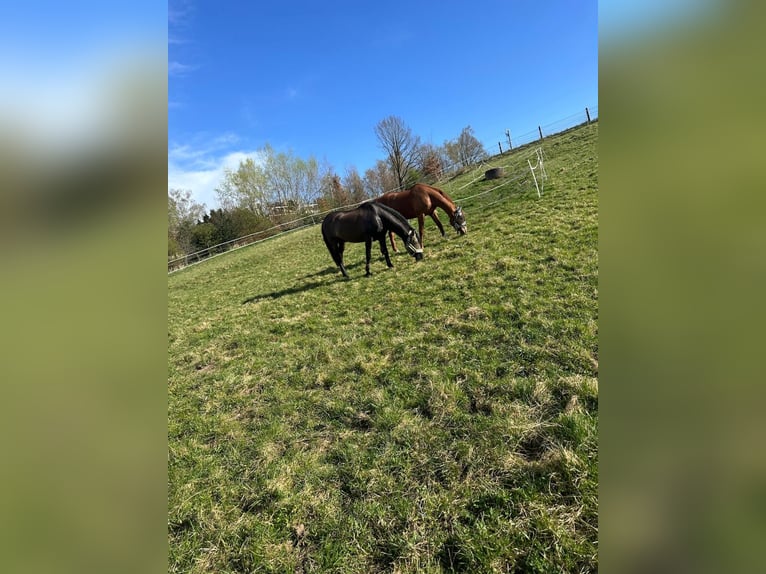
[168, 139, 262, 210]
[169, 61, 197, 76]
[167, 165, 220, 210]
[1, 50, 162, 155]
[169, 0, 194, 26]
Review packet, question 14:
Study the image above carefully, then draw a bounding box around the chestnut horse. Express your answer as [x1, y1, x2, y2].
[374, 183, 467, 252]
[321, 201, 423, 277]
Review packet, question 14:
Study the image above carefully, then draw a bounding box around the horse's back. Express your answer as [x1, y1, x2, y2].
[376, 188, 430, 218]
[411, 183, 456, 205]
[322, 205, 382, 242]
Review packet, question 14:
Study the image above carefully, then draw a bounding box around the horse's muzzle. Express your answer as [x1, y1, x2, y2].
[414, 252, 423, 261]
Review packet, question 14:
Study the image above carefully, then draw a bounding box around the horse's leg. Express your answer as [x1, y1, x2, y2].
[430, 212, 446, 236]
[365, 238, 373, 276]
[324, 233, 346, 276]
[337, 240, 349, 277]
[418, 214, 426, 247]
[379, 237, 393, 268]
[388, 231, 399, 253]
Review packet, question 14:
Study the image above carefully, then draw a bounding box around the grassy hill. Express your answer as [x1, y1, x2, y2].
[168, 122, 598, 572]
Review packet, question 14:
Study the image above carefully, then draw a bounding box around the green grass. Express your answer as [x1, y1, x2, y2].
[168, 123, 598, 573]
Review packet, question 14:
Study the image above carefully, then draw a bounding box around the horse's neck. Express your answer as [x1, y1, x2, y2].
[379, 209, 410, 238]
[427, 187, 455, 216]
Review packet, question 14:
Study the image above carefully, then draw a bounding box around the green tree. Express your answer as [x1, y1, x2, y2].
[190, 222, 216, 251]
[215, 156, 268, 215]
[168, 188, 205, 257]
[228, 207, 272, 239]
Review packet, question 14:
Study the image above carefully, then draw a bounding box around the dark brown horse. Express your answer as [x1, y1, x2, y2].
[321, 201, 423, 277]
[374, 183, 467, 252]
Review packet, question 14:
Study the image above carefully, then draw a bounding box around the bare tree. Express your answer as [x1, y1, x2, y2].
[264, 149, 294, 207]
[364, 159, 398, 197]
[444, 125, 487, 169]
[214, 144, 331, 218]
[342, 166, 367, 203]
[263, 148, 329, 210]
[291, 156, 322, 206]
[418, 143, 445, 183]
[318, 171, 351, 209]
[374, 115, 421, 191]
[457, 125, 487, 165]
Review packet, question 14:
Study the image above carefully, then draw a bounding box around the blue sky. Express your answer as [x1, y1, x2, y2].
[1, 1, 165, 152]
[169, 1, 598, 209]
[0, 1, 722, 213]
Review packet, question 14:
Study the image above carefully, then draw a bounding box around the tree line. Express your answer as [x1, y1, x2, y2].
[169, 117, 487, 260]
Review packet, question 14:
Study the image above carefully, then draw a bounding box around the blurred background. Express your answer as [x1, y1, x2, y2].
[0, 2, 167, 573]
[601, 0, 766, 572]
[1, 0, 765, 572]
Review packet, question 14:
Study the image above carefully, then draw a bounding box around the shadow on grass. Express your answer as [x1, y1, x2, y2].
[242, 277, 332, 304]
[301, 257, 395, 279]
[299, 267, 339, 280]
[243, 257, 406, 303]
[241, 263, 359, 303]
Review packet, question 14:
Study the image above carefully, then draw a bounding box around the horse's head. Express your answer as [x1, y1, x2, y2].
[451, 206, 467, 235]
[404, 229, 424, 261]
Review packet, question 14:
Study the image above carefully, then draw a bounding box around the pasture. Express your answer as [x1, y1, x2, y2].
[168, 123, 598, 572]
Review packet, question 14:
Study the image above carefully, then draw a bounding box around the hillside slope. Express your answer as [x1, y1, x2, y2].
[169, 122, 598, 573]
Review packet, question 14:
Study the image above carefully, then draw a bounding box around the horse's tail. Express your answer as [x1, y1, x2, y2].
[321, 217, 343, 268]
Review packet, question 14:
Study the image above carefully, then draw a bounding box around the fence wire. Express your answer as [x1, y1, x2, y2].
[169, 107, 596, 273]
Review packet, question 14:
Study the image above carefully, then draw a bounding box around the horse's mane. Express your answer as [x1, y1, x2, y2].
[364, 201, 413, 233]
[424, 184, 456, 205]
[411, 183, 457, 213]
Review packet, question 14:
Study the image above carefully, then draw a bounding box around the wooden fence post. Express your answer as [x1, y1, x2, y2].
[586, 107, 591, 124]
[538, 126, 544, 141]
[498, 142, 503, 155]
